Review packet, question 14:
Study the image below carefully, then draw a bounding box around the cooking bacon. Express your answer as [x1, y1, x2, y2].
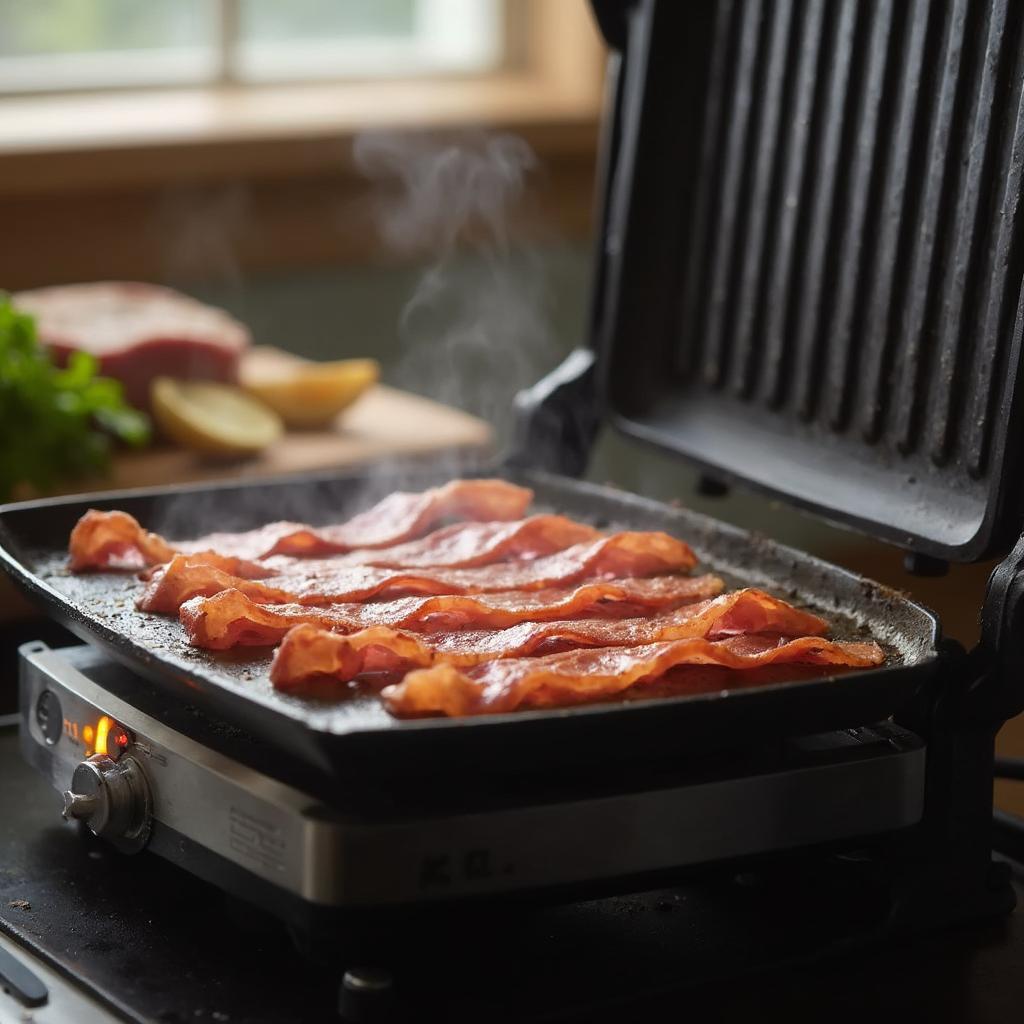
[68, 510, 176, 572]
[139, 532, 698, 614]
[187, 479, 535, 559]
[261, 515, 601, 571]
[138, 514, 602, 581]
[362, 515, 599, 568]
[382, 633, 886, 717]
[267, 590, 831, 690]
[68, 478, 533, 570]
[180, 575, 726, 649]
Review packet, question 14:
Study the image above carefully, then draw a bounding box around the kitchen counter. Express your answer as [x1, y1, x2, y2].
[0, 719, 1021, 1023]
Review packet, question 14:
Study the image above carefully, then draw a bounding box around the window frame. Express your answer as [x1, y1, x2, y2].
[0, 0, 511, 97]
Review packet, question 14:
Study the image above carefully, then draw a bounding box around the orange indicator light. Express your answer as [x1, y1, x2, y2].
[83, 725, 94, 745]
[95, 716, 113, 756]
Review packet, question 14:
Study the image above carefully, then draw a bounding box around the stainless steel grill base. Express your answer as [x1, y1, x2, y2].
[20, 642, 926, 914]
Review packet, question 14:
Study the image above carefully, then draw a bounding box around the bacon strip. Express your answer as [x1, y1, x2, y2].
[138, 514, 600, 580]
[263, 515, 601, 571]
[68, 510, 176, 572]
[68, 478, 533, 570]
[140, 532, 698, 613]
[67, 512, 272, 578]
[382, 634, 887, 717]
[180, 575, 726, 649]
[186, 479, 535, 559]
[267, 590, 831, 690]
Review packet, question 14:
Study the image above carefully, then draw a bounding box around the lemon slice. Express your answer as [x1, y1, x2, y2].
[151, 377, 283, 457]
[242, 358, 379, 429]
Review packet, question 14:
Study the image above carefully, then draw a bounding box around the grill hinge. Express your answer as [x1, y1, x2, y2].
[507, 349, 601, 477]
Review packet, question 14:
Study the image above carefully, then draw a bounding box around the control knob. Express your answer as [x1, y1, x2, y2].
[62, 754, 152, 853]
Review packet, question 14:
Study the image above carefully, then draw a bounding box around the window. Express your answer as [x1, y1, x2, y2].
[0, 0, 604, 289]
[0, 0, 504, 94]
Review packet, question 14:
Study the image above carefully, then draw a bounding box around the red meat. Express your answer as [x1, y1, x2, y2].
[14, 281, 250, 409]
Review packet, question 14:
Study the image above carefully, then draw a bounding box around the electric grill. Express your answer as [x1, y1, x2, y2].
[3, 0, 1024, 1016]
[4, 465, 933, 921]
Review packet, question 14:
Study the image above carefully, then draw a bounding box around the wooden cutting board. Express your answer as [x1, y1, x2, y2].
[17, 345, 492, 494]
[81, 383, 491, 492]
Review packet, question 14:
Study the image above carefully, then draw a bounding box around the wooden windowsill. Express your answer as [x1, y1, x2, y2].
[0, 0, 607, 196]
[0, 71, 602, 196]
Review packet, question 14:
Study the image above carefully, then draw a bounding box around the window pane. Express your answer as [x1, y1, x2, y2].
[236, 0, 503, 82]
[0, 0, 214, 92]
[0, 0, 207, 55]
[240, 0, 418, 43]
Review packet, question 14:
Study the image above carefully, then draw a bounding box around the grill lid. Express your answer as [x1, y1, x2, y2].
[589, 0, 1024, 562]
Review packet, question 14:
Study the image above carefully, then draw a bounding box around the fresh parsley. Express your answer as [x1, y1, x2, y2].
[0, 295, 150, 501]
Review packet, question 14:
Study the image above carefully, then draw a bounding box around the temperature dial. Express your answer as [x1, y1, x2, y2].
[62, 754, 152, 853]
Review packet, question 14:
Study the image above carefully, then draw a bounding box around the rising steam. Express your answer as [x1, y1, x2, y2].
[353, 131, 558, 446]
[151, 131, 560, 539]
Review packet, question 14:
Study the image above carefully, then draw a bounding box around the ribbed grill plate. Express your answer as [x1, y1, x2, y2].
[602, 0, 1024, 559]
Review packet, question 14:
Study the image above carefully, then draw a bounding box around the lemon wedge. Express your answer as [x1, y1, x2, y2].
[151, 377, 283, 457]
[242, 358, 379, 429]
